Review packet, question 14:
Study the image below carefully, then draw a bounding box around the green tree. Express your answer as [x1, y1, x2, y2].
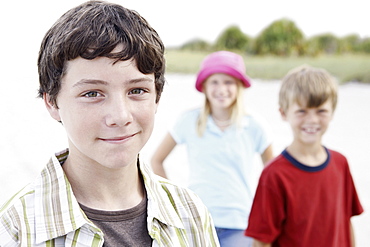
[305, 33, 339, 55]
[254, 18, 304, 56]
[215, 25, 250, 51]
[359, 38, 370, 53]
[180, 38, 212, 51]
[338, 34, 362, 53]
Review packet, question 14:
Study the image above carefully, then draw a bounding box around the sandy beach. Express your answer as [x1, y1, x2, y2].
[1, 73, 369, 246]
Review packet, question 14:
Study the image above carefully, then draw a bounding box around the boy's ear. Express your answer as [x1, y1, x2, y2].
[279, 107, 287, 121]
[43, 93, 61, 122]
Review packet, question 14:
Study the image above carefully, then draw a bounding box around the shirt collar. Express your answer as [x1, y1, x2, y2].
[140, 160, 185, 229]
[207, 114, 250, 134]
[33, 149, 184, 243]
[34, 149, 92, 243]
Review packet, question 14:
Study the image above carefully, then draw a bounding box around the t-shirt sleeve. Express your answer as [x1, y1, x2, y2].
[333, 151, 364, 217]
[245, 166, 285, 243]
[345, 162, 364, 217]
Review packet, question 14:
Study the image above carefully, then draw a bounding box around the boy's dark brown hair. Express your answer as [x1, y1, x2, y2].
[38, 0, 165, 106]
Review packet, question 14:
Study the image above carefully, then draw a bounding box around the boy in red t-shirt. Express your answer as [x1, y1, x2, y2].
[245, 65, 363, 247]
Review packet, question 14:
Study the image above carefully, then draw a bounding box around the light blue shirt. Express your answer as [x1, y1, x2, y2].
[170, 108, 271, 229]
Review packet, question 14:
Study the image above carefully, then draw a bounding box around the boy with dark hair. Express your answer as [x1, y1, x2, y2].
[0, 1, 219, 246]
[245, 65, 363, 247]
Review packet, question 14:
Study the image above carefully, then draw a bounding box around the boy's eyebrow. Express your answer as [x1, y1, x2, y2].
[72, 79, 108, 87]
[128, 77, 154, 84]
[72, 77, 154, 87]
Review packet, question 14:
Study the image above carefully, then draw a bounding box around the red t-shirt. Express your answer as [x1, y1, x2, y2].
[245, 148, 363, 247]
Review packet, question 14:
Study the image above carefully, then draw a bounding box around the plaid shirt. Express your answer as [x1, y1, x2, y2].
[0, 150, 219, 247]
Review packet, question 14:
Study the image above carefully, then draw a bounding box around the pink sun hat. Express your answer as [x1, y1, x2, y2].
[195, 51, 251, 92]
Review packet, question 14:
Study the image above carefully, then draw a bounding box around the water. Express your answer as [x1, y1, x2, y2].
[1, 74, 369, 246]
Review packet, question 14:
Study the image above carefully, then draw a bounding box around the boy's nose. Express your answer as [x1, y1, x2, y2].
[105, 96, 133, 127]
[306, 111, 319, 123]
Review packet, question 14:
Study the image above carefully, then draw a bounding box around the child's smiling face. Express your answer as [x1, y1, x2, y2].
[45, 46, 158, 170]
[281, 99, 334, 147]
[203, 73, 239, 111]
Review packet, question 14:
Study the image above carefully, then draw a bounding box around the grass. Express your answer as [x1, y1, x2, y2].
[164, 49, 370, 83]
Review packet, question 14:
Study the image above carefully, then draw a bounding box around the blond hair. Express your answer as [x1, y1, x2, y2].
[279, 65, 338, 112]
[196, 80, 245, 136]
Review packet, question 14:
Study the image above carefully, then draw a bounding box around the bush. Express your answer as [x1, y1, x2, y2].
[359, 38, 370, 53]
[338, 34, 362, 53]
[254, 18, 304, 56]
[175, 19, 370, 57]
[305, 33, 339, 55]
[214, 25, 250, 51]
[180, 39, 212, 51]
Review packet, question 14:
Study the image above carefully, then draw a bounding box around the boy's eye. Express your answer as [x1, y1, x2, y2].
[83, 91, 101, 97]
[130, 88, 145, 95]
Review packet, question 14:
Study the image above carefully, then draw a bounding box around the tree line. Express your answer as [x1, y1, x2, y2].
[180, 18, 370, 56]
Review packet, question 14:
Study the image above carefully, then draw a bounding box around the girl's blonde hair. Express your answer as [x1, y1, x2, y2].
[279, 65, 338, 112]
[196, 80, 245, 136]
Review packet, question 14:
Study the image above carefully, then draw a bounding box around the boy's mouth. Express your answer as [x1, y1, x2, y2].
[302, 127, 319, 134]
[99, 133, 138, 143]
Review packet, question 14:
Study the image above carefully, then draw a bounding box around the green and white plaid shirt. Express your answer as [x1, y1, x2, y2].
[0, 150, 219, 247]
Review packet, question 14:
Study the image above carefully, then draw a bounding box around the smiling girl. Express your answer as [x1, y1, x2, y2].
[151, 51, 274, 247]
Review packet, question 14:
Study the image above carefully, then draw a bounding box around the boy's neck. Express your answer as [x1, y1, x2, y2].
[286, 143, 327, 167]
[62, 156, 144, 211]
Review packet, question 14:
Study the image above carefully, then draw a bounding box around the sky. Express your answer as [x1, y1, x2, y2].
[1, 0, 369, 50]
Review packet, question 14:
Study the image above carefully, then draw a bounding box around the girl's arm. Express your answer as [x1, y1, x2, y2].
[261, 144, 274, 166]
[151, 132, 177, 178]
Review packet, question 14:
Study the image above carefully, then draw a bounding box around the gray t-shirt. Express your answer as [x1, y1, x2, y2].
[80, 193, 152, 246]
